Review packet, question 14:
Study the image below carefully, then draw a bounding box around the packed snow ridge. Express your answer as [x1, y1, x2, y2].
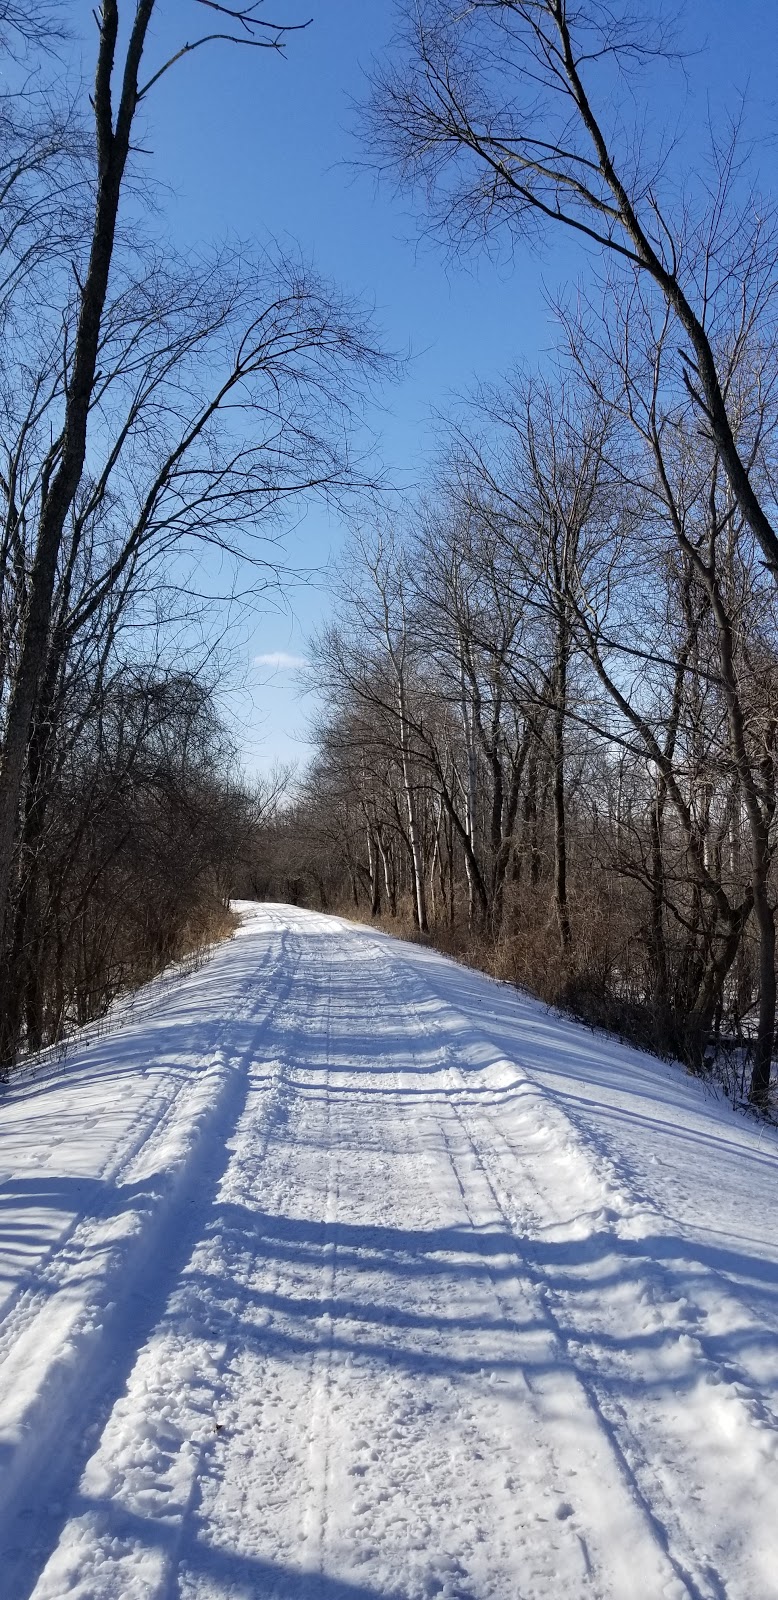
[0, 904, 777, 1600]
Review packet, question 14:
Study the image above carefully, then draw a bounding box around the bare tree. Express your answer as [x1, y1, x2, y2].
[314, 524, 432, 931]
[283, 344, 778, 1106]
[568, 280, 778, 1102]
[368, 1, 778, 581]
[413, 489, 539, 933]
[0, 0, 313, 1009]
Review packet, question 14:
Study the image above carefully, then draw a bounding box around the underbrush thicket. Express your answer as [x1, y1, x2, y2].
[6, 674, 256, 1065]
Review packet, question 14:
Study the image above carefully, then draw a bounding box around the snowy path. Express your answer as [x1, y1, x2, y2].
[1, 906, 777, 1600]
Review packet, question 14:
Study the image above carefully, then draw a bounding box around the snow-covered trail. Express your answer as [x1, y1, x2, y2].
[1, 905, 777, 1600]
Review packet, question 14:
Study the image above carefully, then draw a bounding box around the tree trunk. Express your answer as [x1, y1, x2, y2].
[0, 2, 156, 955]
[750, 878, 775, 1107]
[367, 828, 381, 917]
[397, 678, 428, 932]
[552, 618, 571, 952]
[377, 831, 396, 917]
[648, 778, 672, 1042]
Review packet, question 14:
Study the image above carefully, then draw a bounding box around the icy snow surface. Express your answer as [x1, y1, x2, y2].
[0, 903, 777, 1600]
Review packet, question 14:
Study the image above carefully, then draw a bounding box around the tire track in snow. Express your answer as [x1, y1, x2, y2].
[356, 930, 692, 1600]
[225, 914, 673, 1598]
[30, 916, 341, 1600]
[175, 923, 355, 1600]
[462, 1014, 778, 1435]
[439, 1105, 704, 1600]
[450, 1090, 760, 1600]
[373, 929, 776, 1600]
[441, 1045, 776, 1600]
[0, 929, 280, 1350]
[0, 925, 300, 1600]
[343, 1036, 596, 1598]
[6, 907, 777, 1600]
[300, 950, 339, 1580]
[173, 916, 581, 1600]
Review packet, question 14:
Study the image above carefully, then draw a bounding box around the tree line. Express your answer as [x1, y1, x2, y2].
[0, 1, 384, 1068]
[264, 0, 778, 1109]
[4, 0, 778, 1109]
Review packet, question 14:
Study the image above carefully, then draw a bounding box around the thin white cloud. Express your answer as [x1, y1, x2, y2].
[253, 651, 307, 671]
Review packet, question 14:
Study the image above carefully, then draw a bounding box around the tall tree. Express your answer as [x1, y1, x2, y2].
[0, 0, 305, 999]
[369, 1, 778, 580]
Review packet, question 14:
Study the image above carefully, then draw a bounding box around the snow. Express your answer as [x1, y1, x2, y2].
[0, 903, 777, 1600]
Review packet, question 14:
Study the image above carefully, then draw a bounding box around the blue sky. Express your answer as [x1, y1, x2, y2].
[75, 1, 778, 777]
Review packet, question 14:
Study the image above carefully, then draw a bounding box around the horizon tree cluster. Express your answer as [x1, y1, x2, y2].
[268, 0, 778, 1108]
